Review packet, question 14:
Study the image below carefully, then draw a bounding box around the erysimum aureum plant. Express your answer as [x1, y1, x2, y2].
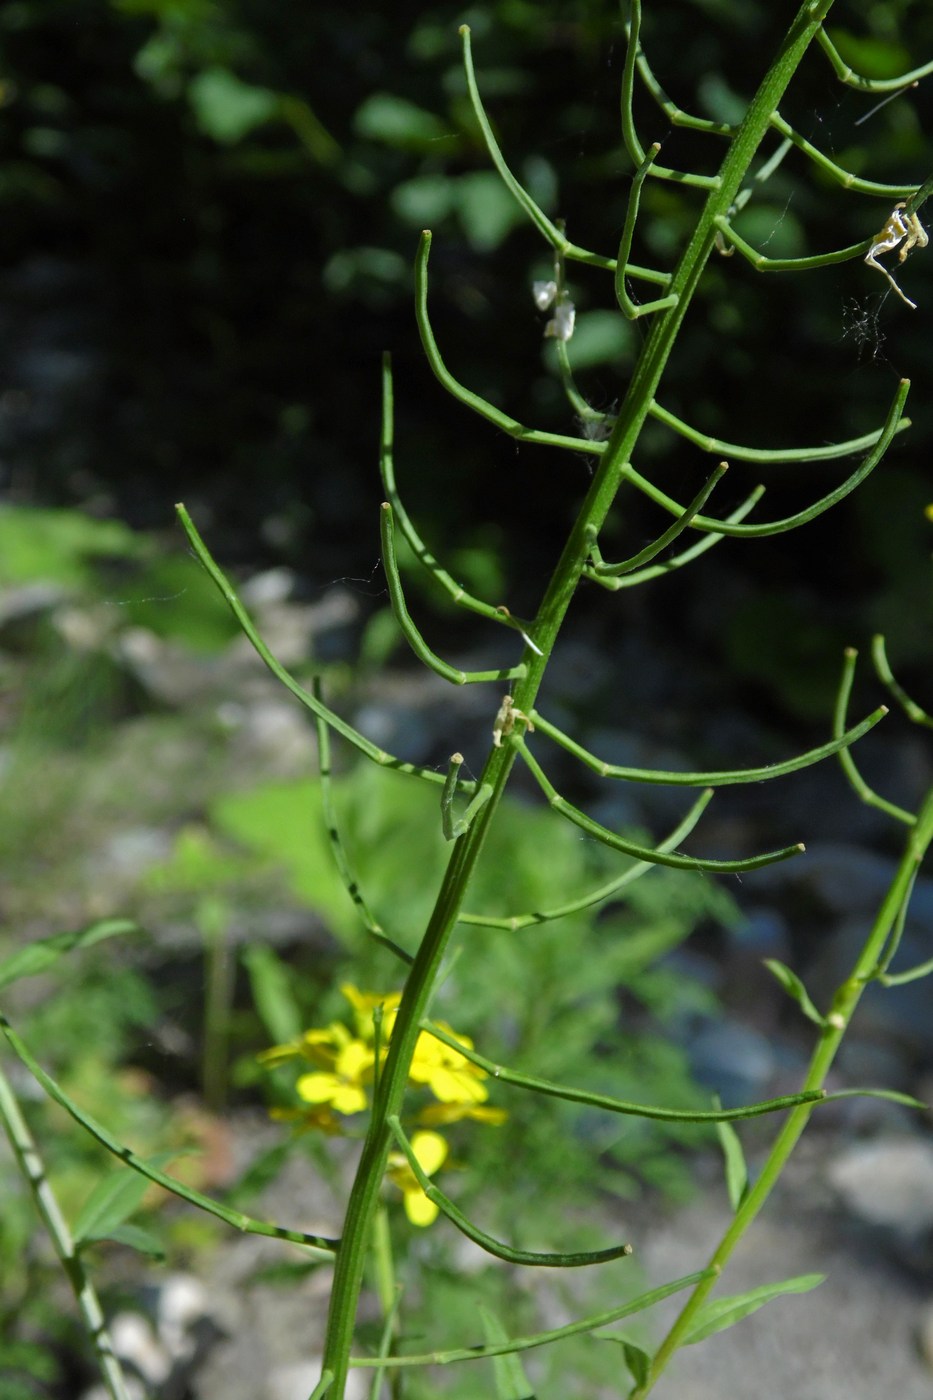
[1, 3, 932, 1399]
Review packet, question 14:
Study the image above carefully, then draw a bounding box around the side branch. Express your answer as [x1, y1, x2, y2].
[622, 377, 910, 538]
[177, 503, 477, 791]
[387, 1117, 632, 1267]
[648, 398, 911, 464]
[516, 742, 805, 873]
[530, 704, 888, 786]
[415, 232, 611, 453]
[421, 1022, 825, 1122]
[380, 503, 527, 686]
[588, 462, 728, 576]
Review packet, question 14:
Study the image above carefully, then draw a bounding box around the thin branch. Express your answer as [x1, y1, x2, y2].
[632, 26, 736, 136]
[832, 648, 915, 825]
[421, 1021, 825, 1122]
[415, 232, 613, 454]
[348, 1272, 714, 1369]
[648, 398, 911, 464]
[871, 634, 933, 728]
[177, 503, 475, 793]
[516, 741, 805, 874]
[589, 486, 765, 590]
[621, 378, 910, 538]
[620, 0, 721, 189]
[460, 24, 668, 281]
[312, 678, 413, 966]
[459, 789, 714, 929]
[768, 112, 917, 197]
[380, 503, 526, 686]
[380, 354, 538, 648]
[387, 1116, 632, 1267]
[590, 462, 728, 576]
[714, 216, 871, 271]
[817, 29, 933, 93]
[529, 703, 888, 785]
[0, 1013, 339, 1255]
[615, 143, 681, 319]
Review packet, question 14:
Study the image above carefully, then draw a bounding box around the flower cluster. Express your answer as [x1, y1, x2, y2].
[258, 984, 505, 1224]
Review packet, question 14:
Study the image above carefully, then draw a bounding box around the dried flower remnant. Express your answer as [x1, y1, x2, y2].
[533, 278, 576, 340]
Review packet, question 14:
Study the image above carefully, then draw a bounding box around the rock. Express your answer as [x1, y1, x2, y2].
[828, 1136, 933, 1270]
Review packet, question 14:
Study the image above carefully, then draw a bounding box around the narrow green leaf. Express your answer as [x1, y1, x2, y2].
[825, 1087, 929, 1110]
[763, 959, 825, 1026]
[89, 1223, 166, 1260]
[0, 919, 141, 992]
[683, 1274, 825, 1345]
[73, 1151, 186, 1245]
[715, 1115, 749, 1213]
[479, 1305, 536, 1399]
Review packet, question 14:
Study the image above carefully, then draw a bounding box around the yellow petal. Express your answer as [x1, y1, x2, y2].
[295, 1072, 367, 1115]
[426, 1067, 488, 1104]
[411, 1130, 448, 1176]
[403, 1188, 439, 1227]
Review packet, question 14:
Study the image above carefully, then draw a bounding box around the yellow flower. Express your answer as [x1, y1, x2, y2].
[259, 990, 506, 1134]
[409, 1024, 489, 1104]
[417, 1101, 507, 1127]
[296, 1030, 373, 1116]
[341, 983, 401, 1040]
[386, 1130, 448, 1226]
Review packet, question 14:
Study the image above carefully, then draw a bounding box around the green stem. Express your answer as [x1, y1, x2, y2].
[318, 5, 843, 1392]
[630, 785, 933, 1397]
[0, 1062, 132, 1400]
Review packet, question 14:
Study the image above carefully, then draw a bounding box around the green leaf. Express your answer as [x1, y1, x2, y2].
[479, 1305, 536, 1399]
[715, 1114, 749, 1212]
[593, 1332, 651, 1388]
[456, 170, 525, 251]
[353, 93, 457, 152]
[683, 1274, 825, 1345]
[94, 1223, 166, 1259]
[211, 779, 348, 926]
[242, 944, 303, 1045]
[73, 1151, 184, 1245]
[0, 919, 140, 993]
[763, 959, 825, 1026]
[824, 29, 911, 80]
[391, 174, 458, 228]
[0, 505, 143, 588]
[188, 68, 279, 144]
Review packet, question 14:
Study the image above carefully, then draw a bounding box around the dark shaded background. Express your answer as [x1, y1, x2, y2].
[1, 0, 930, 730]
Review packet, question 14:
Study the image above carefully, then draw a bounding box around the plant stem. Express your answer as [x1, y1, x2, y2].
[630, 786, 933, 1397]
[0, 1061, 132, 1400]
[318, 3, 840, 1392]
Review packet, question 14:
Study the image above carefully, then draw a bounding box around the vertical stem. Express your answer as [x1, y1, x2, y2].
[318, 3, 839, 1393]
[0, 1061, 132, 1400]
[631, 787, 933, 1397]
